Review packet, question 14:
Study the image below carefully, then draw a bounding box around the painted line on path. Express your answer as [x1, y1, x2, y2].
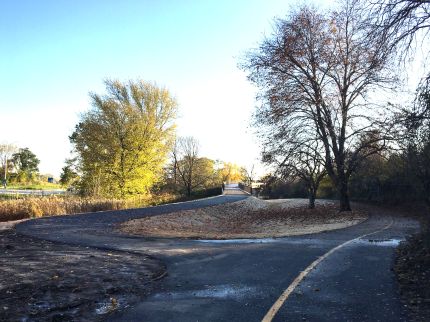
[261, 216, 395, 322]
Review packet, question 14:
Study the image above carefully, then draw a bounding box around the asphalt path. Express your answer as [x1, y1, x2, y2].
[15, 195, 420, 321]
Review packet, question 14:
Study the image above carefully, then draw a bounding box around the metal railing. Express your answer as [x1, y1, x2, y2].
[0, 189, 67, 197]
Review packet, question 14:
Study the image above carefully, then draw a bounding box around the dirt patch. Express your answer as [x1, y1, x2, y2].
[0, 228, 165, 321]
[119, 198, 368, 239]
[395, 231, 430, 321]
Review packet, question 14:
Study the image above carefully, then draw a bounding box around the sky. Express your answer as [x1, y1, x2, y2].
[0, 0, 328, 176]
[0, 0, 316, 176]
[1, 0, 337, 177]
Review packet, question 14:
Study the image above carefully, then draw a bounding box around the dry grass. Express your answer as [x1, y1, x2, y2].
[0, 193, 178, 222]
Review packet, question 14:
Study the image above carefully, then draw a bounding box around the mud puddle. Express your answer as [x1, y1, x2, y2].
[153, 284, 258, 300]
[356, 238, 403, 247]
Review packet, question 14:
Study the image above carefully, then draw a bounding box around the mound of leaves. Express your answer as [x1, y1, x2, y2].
[120, 200, 367, 239]
[249, 204, 360, 224]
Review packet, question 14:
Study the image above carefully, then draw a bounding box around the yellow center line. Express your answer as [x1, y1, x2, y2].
[262, 217, 395, 322]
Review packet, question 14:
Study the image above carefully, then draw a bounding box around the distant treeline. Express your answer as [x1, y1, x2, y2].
[261, 150, 428, 205]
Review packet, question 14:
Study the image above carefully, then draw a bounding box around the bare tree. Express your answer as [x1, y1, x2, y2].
[172, 137, 199, 196]
[367, 0, 430, 56]
[242, 1, 396, 211]
[368, 0, 430, 118]
[0, 144, 17, 188]
[263, 139, 326, 209]
[241, 164, 256, 186]
[402, 75, 430, 207]
[240, 164, 256, 194]
[172, 137, 217, 197]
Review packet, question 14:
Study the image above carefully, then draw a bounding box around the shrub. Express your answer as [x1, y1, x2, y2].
[191, 187, 222, 198]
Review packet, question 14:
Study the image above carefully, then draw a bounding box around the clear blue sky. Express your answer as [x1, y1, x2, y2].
[0, 0, 332, 176]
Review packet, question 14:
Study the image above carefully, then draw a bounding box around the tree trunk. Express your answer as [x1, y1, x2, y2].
[308, 191, 316, 209]
[424, 198, 430, 248]
[119, 180, 125, 199]
[3, 160, 7, 188]
[338, 181, 351, 211]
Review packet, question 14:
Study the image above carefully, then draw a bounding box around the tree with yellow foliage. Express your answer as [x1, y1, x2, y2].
[218, 162, 244, 183]
[70, 79, 177, 198]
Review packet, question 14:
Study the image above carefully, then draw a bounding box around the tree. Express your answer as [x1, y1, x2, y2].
[259, 173, 308, 199]
[172, 136, 199, 197]
[368, 0, 430, 209]
[263, 139, 326, 209]
[59, 158, 79, 187]
[218, 162, 244, 183]
[70, 79, 177, 198]
[196, 157, 220, 188]
[11, 148, 40, 182]
[367, 0, 430, 57]
[12, 148, 39, 173]
[0, 144, 17, 188]
[242, 1, 395, 210]
[368, 0, 430, 124]
[240, 165, 257, 194]
[241, 165, 256, 186]
[403, 77, 430, 206]
[172, 137, 219, 196]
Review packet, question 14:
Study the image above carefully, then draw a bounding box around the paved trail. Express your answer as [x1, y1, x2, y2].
[223, 183, 249, 195]
[16, 194, 420, 321]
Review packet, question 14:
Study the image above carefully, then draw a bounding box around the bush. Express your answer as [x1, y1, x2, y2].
[317, 177, 337, 199]
[260, 178, 307, 199]
[191, 187, 222, 198]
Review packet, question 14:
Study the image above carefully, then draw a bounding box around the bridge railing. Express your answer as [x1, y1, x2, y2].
[0, 189, 68, 199]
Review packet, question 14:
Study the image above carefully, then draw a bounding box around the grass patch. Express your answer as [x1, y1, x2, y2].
[5, 182, 63, 190]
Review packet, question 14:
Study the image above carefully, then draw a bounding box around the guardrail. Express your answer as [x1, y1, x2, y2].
[238, 183, 263, 197]
[0, 189, 67, 197]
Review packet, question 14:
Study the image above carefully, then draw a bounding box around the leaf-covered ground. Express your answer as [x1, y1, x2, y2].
[395, 230, 430, 321]
[120, 198, 368, 239]
[0, 228, 165, 321]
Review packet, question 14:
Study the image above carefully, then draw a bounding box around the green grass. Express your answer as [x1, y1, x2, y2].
[5, 182, 64, 190]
